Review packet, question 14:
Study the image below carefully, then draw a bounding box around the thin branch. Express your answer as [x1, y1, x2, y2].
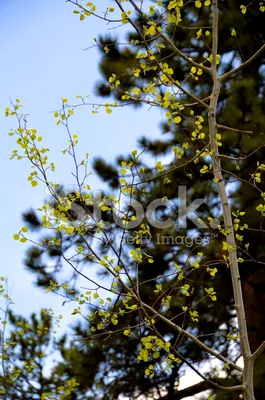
[141, 301, 242, 372]
[249, 341, 265, 363]
[219, 140, 265, 161]
[131, 145, 209, 186]
[162, 380, 245, 400]
[116, 0, 209, 109]
[217, 124, 253, 136]
[66, 0, 123, 23]
[161, 379, 242, 400]
[150, 320, 244, 393]
[128, 0, 211, 75]
[220, 43, 265, 81]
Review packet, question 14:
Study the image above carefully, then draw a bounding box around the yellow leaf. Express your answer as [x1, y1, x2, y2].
[148, 25, 156, 35]
[66, 226, 75, 234]
[174, 116, 182, 124]
[240, 5, 247, 14]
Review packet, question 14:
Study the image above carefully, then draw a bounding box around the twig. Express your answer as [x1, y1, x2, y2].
[217, 124, 253, 136]
[249, 341, 265, 363]
[220, 44, 265, 81]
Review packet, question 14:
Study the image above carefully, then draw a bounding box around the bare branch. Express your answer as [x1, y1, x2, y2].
[220, 44, 265, 81]
[250, 341, 265, 363]
[217, 124, 253, 136]
[162, 380, 245, 400]
[131, 145, 209, 186]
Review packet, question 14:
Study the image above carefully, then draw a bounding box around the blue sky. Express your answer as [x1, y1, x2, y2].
[0, 0, 162, 328]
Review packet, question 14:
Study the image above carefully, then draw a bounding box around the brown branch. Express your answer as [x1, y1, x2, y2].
[162, 381, 211, 400]
[217, 124, 253, 136]
[131, 145, 209, 186]
[249, 341, 265, 363]
[66, 0, 123, 23]
[140, 300, 242, 372]
[161, 379, 245, 400]
[128, 0, 211, 75]
[220, 44, 265, 81]
[138, 303, 241, 394]
[116, 0, 209, 109]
